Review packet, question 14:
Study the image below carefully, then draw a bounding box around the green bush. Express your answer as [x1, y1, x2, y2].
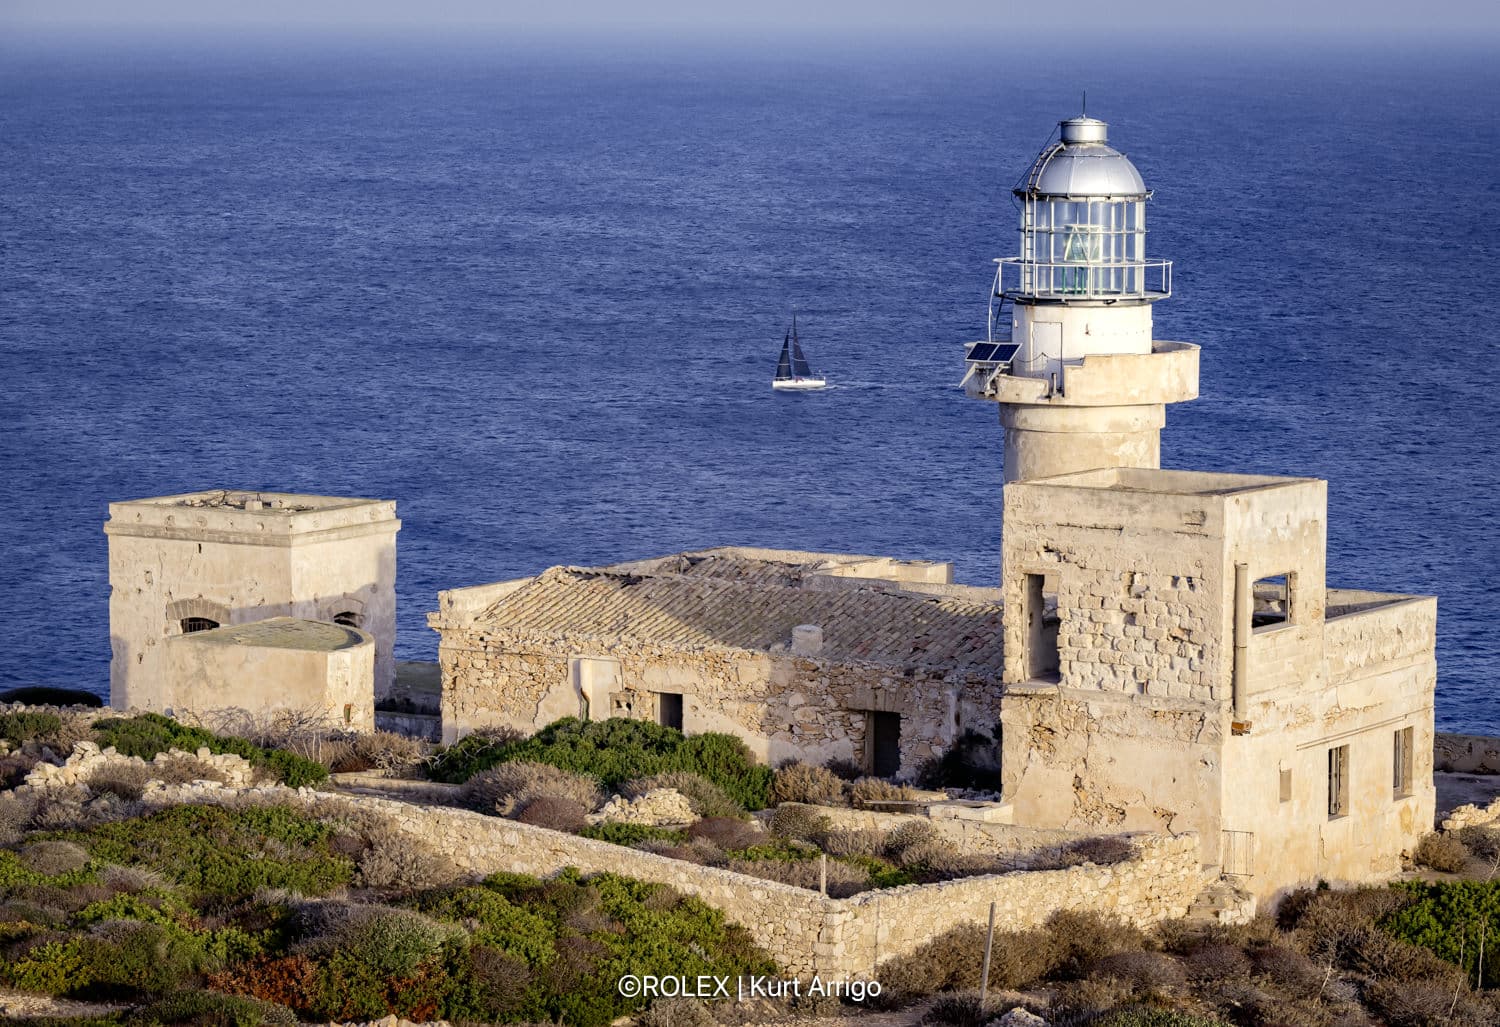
[430, 717, 772, 809]
[0, 710, 63, 745]
[1383, 879, 1500, 984]
[418, 885, 557, 964]
[579, 823, 688, 847]
[57, 803, 352, 898]
[91, 714, 327, 788]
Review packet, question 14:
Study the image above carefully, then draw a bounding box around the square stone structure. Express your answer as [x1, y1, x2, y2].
[428, 547, 1004, 776]
[161, 617, 375, 730]
[1000, 467, 1436, 899]
[106, 490, 400, 711]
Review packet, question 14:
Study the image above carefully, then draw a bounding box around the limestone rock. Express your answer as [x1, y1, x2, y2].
[993, 1009, 1048, 1027]
[590, 788, 695, 827]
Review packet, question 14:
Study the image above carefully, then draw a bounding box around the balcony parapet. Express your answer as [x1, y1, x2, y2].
[965, 341, 1200, 406]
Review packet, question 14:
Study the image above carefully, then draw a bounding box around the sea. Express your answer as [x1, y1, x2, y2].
[2, 33, 1498, 732]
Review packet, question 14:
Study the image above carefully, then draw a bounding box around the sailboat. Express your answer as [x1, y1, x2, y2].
[772, 314, 827, 391]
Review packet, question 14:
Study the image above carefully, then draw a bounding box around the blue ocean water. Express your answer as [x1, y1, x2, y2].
[2, 37, 1497, 731]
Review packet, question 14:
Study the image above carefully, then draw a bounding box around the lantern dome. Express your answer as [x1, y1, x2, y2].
[1017, 117, 1147, 200]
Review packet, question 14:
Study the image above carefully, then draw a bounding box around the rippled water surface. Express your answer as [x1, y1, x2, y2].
[2, 38, 1497, 731]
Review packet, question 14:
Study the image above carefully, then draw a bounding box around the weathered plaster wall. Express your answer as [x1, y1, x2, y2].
[161, 626, 375, 731]
[1222, 597, 1437, 900]
[106, 493, 399, 709]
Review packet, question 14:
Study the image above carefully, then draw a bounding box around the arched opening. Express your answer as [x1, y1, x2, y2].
[180, 617, 220, 634]
[332, 611, 361, 628]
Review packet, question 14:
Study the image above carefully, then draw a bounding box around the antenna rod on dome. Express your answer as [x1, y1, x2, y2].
[1081, 91, 1086, 116]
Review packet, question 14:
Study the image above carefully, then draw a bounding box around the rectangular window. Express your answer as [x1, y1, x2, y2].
[1328, 745, 1350, 818]
[1394, 727, 1414, 798]
[1279, 768, 1293, 804]
[1252, 574, 1294, 631]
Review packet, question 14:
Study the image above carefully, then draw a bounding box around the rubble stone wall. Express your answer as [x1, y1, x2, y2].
[435, 630, 1003, 781]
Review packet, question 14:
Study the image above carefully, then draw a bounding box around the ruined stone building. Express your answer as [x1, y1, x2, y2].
[429, 548, 1004, 776]
[105, 490, 398, 726]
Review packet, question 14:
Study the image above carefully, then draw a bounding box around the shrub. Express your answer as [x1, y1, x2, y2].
[418, 884, 557, 965]
[1412, 831, 1469, 873]
[686, 816, 762, 851]
[20, 840, 91, 876]
[123, 989, 299, 1026]
[768, 804, 828, 841]
[516, 795, 590, 833]
[462, 760, 603, 816]
[622, 771, 745, 819]
[61, 803, 353, 898]
[326, 730, 426, 774]
[580, 822, 688, 846]
[351, 823, 461, 892]
[1086, 950, 1187, 993]
[1179, 939, 1251, 982]
[88, 761, 154, 800]
[883, 820, 954, 868]
[1057, 835, 1136, 867]
[0, 791, 38, 845]
[1047, 910, 1148, 975]
[432, 717, 772, 810]
[91, 714, 327, 788]
[0, 749, 42, 790]
[153, 755, 231, 786]
[879, 922, 1060, 998]
[724, 855, 869, 897]
[1363, 977, 1493, 1027]
[1382, 879, 1500, 984]
[1090, 1010, 1229, 1027]
[849, 777, 921, 807]
[1458, 825, 1500, 863]
[770, 762, 846, 806]
[638, 997, 718, 1027]
[821, 829, 885, 858]
[0, 710, 63, 745]
[314, 906, 460, 978]
[823, 757, 865, 781]
[1248, 941, 1323, 999]
[924, 991, 987, 1027]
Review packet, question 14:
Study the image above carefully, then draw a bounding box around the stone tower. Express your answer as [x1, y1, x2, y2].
[962, 115, 1198, 482]
[105, 490, 400, 712]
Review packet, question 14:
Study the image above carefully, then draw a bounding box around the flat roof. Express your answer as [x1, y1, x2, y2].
[116, 490, 384, 514]
[1026, 466, 1321, 497]
[180, 617, 368, 652]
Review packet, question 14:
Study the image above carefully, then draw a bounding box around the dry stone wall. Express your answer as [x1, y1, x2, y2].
[126, 783, 1202, 977]
[787, 802, 1098, 868]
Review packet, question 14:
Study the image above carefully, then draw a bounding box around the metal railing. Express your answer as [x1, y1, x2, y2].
[994, 257, 1172, 302]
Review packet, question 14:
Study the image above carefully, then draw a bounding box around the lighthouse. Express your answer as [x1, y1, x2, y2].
[963, 115, 1199, 482]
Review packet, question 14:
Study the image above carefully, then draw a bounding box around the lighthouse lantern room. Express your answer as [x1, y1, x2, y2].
[965, 114, 1199, 484]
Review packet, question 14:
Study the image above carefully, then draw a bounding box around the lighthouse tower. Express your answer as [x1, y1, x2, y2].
[963, 115, 1198, 482]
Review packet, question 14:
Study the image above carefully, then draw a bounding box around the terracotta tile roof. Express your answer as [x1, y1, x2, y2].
[470, 562, 1004, 674]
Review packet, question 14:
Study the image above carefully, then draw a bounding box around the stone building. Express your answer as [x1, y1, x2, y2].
[429, 547, 1004, 775]
[998, 467, 1435, 898]
[105, 490, 399, 717]
[160, 617, 376, 731]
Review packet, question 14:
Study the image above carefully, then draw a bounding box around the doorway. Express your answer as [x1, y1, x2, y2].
[866, 711, 902, 778]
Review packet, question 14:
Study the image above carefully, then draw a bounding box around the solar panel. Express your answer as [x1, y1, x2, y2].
[966, 342, 1019, 363]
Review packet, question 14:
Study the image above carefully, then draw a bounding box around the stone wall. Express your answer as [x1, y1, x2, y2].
[119, 781, 1202, 977]
[435, 629, 1002, 781]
